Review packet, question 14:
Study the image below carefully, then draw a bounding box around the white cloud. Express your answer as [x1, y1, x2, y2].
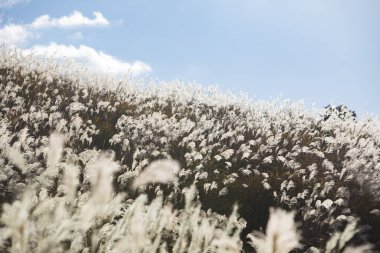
[0, 11, 109, 46]
[0, 0, 29, 8]
[0, 11, 149, 76]
[0, 23, 31, 45]
[30, 11, 109, 29]
[24, 43, 152, 75]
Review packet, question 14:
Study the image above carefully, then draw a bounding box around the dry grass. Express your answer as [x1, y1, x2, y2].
[0, 46, 379, 252]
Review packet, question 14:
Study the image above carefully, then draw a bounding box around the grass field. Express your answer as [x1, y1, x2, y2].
[0, 47, 379, 252]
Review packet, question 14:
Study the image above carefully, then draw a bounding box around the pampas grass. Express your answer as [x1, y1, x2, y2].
[0, 46, 379, 252]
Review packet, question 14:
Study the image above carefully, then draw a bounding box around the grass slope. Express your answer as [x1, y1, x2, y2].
[0, 48, 380, 252]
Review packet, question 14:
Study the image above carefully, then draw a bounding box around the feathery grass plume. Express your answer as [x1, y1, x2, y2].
[6, 146, 26, 173]
[61, 163, 80, 203]
[0, 120, 26, 173]
[132, 159, 180, 189]
[79, 154, 121, 230]
[342, 244, 373, 253]
[46, 132, 65, 169]
[325, 219, 373, 253]
[0, 191, 35, 253]
[172, 185, 243, 253]
[247, 208, 300, 253]
[209, 205, 244, 253]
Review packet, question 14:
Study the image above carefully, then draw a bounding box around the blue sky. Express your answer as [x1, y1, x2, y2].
[1, 0, 379, 116]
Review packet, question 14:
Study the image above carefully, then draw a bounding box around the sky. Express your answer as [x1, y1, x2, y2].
[1, 0, 379, 116]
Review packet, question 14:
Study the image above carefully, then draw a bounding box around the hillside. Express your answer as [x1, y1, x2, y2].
[0, 47, 380, 253]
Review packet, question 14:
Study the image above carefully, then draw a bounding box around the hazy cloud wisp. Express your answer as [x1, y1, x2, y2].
[0, 0, 29, 8]
[30, 11, 110, 29]
[25, 43, 152, 75]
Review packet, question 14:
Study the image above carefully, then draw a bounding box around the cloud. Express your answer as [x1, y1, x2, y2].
[0, 0, 29, 8]
[24, 43, 152, 75]
[0, 12, 150, 76]
[0, 11, 109, 46]
[30, 11, 109, 29]
[0, 23, 31, 45]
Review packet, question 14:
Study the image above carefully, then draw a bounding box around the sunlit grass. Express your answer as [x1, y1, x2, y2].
[0, 47, 379, 252]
